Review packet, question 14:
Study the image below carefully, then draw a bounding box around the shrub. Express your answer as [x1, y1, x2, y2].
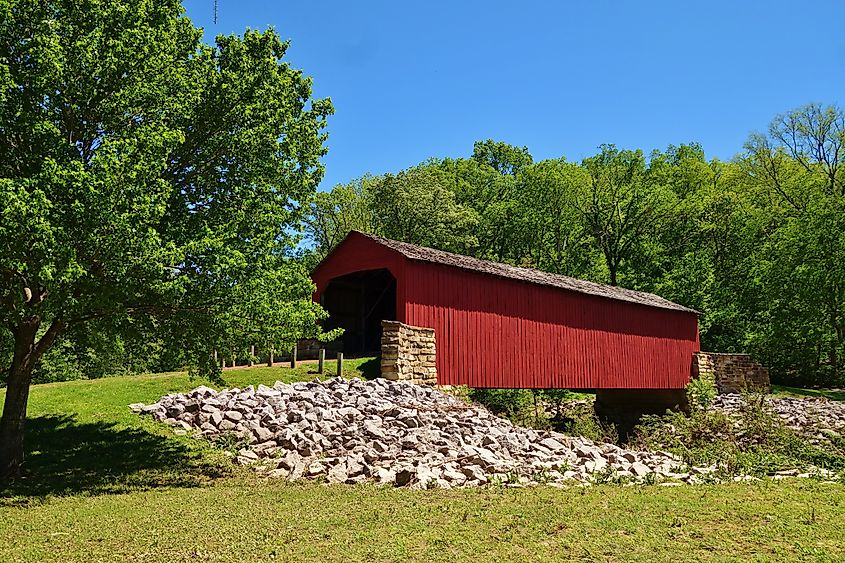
[551, 399, 618, 444]
[686, 374, 717, 412]
[632, 391, 845, 476]
[469, 388, 549, 429]
[539, 389, 579, 419]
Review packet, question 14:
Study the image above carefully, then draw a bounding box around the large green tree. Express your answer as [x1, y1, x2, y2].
[742, 104, 845, 380]
[303, 177, 374, 262]
[576, 145, 676, 286]
[305, 165, 479, 258]
[367, 165, 479, 253]
[437, 154, 517, 261]
[512, 159, 597, 276]
[0, 0, 334, 479]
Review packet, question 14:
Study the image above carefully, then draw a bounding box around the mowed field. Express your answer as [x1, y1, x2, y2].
[1, 362, 844, 562]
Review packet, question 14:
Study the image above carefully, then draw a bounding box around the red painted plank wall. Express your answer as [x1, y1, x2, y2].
[402, 260, 699, 389]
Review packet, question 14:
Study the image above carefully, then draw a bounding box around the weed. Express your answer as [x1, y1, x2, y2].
[489, 474, 505, 488]
[590, 466, 618, 484]
[212, 431, 249, 455]
[686, 374, 717, 411]
[632, 391, 845, 477]
[532, 468, 551, 484]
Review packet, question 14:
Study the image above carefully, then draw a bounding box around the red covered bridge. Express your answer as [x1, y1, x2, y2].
[311, 231, 700, 394]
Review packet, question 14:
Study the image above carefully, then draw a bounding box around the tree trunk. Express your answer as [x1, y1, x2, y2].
[0, 317, 63, 481]
[0, 318, 39, 480]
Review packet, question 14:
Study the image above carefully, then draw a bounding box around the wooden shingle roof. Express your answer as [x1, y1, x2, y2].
[354, 231, 698, 314]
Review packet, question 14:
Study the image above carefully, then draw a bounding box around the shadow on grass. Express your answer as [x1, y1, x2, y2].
[357, 356, 381, 380]
[773, 385, 845, 402]
[304, 356, 380, 380]
[0, 414, 231, 504]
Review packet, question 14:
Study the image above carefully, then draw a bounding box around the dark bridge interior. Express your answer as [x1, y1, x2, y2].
[321, 269, 397, 355]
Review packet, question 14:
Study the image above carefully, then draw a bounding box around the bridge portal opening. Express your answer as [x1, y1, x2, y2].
[321, 269, 397, 355]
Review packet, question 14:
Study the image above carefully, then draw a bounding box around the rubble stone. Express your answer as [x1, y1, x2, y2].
[135, 377, 719, 487]
[712, 393, 845, 448]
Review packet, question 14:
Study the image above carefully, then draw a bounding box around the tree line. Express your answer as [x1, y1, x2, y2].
[305, 104, 845, 387]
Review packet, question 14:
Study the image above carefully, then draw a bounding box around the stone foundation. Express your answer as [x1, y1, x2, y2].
[693, 352, 770, 394]
[380, 321, 437, 385]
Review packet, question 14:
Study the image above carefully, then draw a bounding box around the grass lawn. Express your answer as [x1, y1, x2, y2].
[0, 362, 843, 562]
[772, 385, 845, 402]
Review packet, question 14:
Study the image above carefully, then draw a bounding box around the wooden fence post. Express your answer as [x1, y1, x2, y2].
[249, 345, 255, 367]
[318, 349, 325, 374]
[267, 348, 274, 368]
[336, 352, 343, 378]
[290, 344, 297, 369]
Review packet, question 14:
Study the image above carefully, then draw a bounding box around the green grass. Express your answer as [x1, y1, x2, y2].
[2, 478, 844, 562]
[0, 362, 844, 561]
[0, 358, 377, 499]
[772, 385, 845, 402]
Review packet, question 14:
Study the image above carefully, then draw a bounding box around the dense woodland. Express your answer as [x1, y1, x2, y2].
[304, 104, 845, 387]
[7, 104, 841, 388]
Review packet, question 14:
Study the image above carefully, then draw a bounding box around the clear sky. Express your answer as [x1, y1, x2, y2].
[182, 0, 845, 190]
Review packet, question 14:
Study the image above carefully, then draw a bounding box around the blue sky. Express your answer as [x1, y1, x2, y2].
[183, 0, 844, 190]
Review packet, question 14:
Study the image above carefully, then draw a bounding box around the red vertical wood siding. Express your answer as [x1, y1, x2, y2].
[312, 233, 700, 389]
[402, 260, 699, 389]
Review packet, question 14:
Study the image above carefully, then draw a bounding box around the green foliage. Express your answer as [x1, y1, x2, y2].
[468, 388, 549, 429]
[746, 196, 845, 385]
[551, 400, 619, 444]
[686, 375, 717, 412]
[633, 393, 845, 476]
[31, 339, 86, 384]
[366, 166, 479, 253]
[471, 139, 533, 176]
[211, 432, 251, 456]
[577, 145, 677, 286]
[0, 0, 336, 384]
[305, 165, 479, 259]
[468, 387, 615, 440]
[303, 178, 374, 263]
[29, 317, 191, 384]
[512, 159, 598, 276]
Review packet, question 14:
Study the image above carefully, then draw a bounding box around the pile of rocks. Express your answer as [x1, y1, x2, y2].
[133, 378, 706, 488]
[713, 394, 845, 446]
